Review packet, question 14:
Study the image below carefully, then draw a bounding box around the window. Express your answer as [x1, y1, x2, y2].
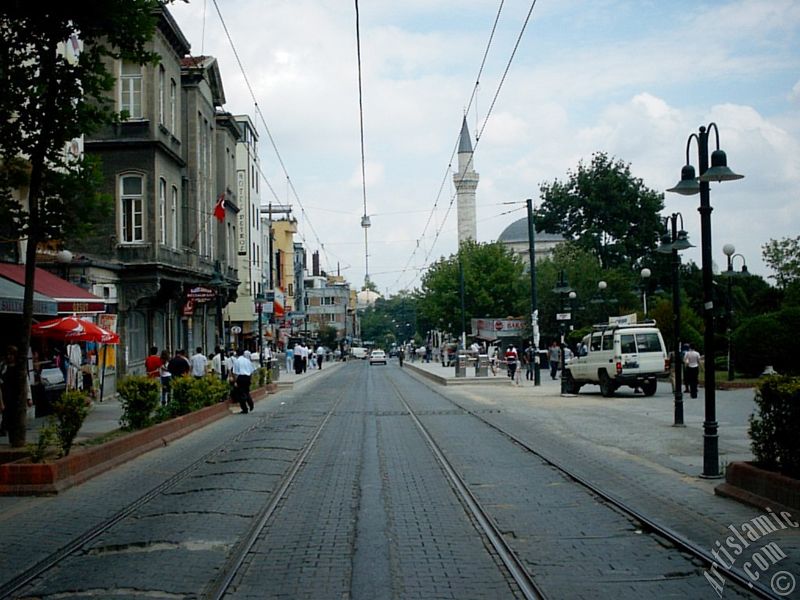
[170, 185, 178, 248]
[590, 333, 601, 351]
[635, 333, 662, 353]
[120, 61, 142, 119]
[327, 314, 337, 323]
[620, 334, 636, 355]
[158, 65, 165, 125]
[602, 333, 614, 351]
[288, 283, 294, 297]
[120, 174, 144, 242]
[158, 177, 167, 244]
[169, 79, 177, 131]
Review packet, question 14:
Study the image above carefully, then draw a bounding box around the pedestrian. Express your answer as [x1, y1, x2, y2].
[190, 346, 208, 379]
[490, 346, 499, 376]
[524, 343, 535, 381]
[316, 344, 325, 370]
[293, 342, 303, 375]
[158, 349, 171, 405]
[398, 347, 405, 367]
[285, 344, 294, 372]
[145, 346, 161, 378]
[680, 342, 691, 393]
[684, 343, 702, 399]
[233, 348, 255, 413]
[167, 349, 191, 379]
[548, 341, 561, 380]
[505, 345, 519, 383]
[0, 345, 28, 444]
[210, 346, 225, 381]
[301, 343, 309, 373]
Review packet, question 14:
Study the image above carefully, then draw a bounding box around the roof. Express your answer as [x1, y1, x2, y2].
[0, 263, 105, 314]
[458, 117, 473, 154]
[497, 217, 566, 244]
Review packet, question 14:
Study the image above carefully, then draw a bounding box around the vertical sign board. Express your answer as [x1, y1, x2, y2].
[237, 170, 247, 256]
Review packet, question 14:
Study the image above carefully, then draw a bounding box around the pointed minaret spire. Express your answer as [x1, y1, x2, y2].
[454, 116, 479, 245]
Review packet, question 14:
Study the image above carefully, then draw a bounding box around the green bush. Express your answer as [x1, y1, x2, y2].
[253, 367, 271, 387]
[118, 375, 160, 430]
[52, 389, 91, 456]
[749, 375, 800, 478]
[166, 375, 229, 419]
[28, 421, 58, 463]
[733, 308, 800, 376]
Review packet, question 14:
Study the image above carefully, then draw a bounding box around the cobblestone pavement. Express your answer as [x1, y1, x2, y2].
[1, 360, 796, 599]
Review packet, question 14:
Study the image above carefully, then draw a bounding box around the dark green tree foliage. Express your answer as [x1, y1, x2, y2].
[418, 241, 528, 336]
[749, 375, 800, 478]
[536, 152, 664, 270]
[0, 1, 161, 446]
[732, 308, 800, 377]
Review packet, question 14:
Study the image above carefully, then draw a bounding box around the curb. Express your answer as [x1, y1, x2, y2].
[715, 461, 800, 512]
[0, 387, 268, 496]
[405, 363, 514, 386]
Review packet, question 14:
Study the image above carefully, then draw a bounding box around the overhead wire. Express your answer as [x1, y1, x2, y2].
[354, 0, 371, 287]
[210, 0, 334, 273]
[395, 0, 540, 292]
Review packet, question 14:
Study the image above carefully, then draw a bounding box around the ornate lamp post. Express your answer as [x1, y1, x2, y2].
[657, 213, 693, 427]
[640, 268, 651, 319]
[667, 123, 743, 478]
[722, 244, 748, 381]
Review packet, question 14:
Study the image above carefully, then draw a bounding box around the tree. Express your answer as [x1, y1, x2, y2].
[536, 152, 664, 270]
[0, 2, 161, 446]
[762, 235, 800, 289]
[418, 241, 528, 338]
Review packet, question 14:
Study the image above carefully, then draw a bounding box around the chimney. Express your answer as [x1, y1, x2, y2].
[313, 251, 320, 276]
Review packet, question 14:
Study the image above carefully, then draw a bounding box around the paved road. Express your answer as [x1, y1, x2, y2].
[0, 360, 795, 599]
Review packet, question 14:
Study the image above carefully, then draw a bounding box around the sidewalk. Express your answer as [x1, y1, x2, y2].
[3, 359, 339, 450]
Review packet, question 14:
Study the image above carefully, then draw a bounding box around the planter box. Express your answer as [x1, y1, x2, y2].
[716, 461, 800, 512]
[0, 402, 232, 496]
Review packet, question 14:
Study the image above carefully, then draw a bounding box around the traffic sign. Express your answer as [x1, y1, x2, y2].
[556, 312, 572, 321]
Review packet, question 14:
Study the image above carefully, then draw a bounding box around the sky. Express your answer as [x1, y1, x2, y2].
[168, 0, 800, 297]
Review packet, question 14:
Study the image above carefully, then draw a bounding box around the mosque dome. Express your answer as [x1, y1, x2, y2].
[356, 289, 381, 309]
[497, 218, 565, 244]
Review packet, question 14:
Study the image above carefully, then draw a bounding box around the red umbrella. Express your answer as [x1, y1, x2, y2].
[31, 316, 120, 344]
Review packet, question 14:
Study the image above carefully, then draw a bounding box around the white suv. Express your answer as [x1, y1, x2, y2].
[565, 321, 669, 396]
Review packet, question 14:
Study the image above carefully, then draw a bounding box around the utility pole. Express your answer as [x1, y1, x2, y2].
[526, 198, 540, 385]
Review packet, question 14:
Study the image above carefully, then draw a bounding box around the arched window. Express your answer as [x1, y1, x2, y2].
[120, 174, 144, 243]
[158, 177, 167, 244]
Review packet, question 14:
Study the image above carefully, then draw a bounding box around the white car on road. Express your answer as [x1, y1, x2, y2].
[369, 350, 387, 365]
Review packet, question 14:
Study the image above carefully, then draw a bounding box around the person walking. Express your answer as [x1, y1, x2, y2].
[293, 342, 303, 375]
[316, 345, 325, 370]
[683, 343, 702, 399]
[210, 346, 225, 381]
[505, 345, 519, 383]
[190, 347, 208, 379]
[158, 350, 171, 406]
[145, 346, 162, 379]
[167, 349, 191, 379]
[524, 343, 535, 381]
[0, 345, 28, 445]
[548, 341, 561, 380]
[233, 348, 255, 413]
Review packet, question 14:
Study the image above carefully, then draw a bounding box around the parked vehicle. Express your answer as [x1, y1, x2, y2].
[351, 347, 369, 360]
[565, 321, 669, 396]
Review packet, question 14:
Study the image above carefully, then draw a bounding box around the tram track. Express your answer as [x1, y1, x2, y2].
[401, 368, 779, 600]
[386, 375, 548, 600]
[1, 371, 356, 600]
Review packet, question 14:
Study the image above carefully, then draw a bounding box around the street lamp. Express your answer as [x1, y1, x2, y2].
[526, 198, 541, 386]
[640, 268, 651, 319]
[552, 270, 572, 395]
[657, 212, 694, 427]
[722, 244, 748, 381]
[667, 122, 744, 478]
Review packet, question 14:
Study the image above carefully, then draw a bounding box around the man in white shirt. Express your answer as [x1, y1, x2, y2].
[301, 344, 309, 373]
[233, 348, 256, 413]
[683, 344, 702, 399]
[315, 345, 325, 370]
[210, 346, 224, 381]
[190, 347, 208, 379]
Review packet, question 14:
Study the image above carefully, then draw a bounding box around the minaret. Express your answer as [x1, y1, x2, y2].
[453, 117, 479, 245]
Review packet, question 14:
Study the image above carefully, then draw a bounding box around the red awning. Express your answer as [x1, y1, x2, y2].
[0, 263, 105, 314]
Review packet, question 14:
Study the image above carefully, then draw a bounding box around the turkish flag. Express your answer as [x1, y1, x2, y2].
[213, 193, 226, 222]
